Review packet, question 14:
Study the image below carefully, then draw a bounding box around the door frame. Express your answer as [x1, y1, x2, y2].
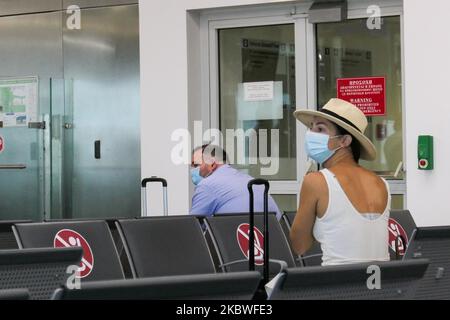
[199, 0, 405, 208]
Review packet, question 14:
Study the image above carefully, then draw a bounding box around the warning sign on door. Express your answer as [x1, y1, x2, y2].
[0, 136, 4, 153]
[388, 218, 409, 256]
[236, 223, 265, 266]
[54, 229, 94, 279]
[337, 76, 386, 116]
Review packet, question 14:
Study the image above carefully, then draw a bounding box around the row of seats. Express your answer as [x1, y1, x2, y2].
[0, 247, 260, 300]
[1, 210, 448, 300]
[0, 209, 418, 273]
[7, 210, 415, 281]
[0, 245, 431, 300]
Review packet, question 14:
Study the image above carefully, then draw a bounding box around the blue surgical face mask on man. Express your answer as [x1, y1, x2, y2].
[305, 130, 343, 165]
[191, 167, 203, 185]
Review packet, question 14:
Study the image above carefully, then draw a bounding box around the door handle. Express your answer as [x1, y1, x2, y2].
[28, 121, 46, 129]
[0, 164, 27, 170]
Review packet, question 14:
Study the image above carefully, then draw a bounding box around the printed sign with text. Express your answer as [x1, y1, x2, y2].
[337, 77, 386, 116]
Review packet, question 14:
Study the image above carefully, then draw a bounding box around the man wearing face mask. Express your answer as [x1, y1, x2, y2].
[190, 144, 282, 219]
[290, 98, 390, 266]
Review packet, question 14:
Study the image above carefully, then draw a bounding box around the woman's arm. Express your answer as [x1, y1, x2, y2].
[289, 172, 321, 255]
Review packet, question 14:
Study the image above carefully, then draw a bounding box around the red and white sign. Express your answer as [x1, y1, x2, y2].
[236, 223, 265, 266]
[388, 218, 409, 256]
[54, 229, 94, 279]
[337, 76, 386, 116]
[0, 136, 4, 153]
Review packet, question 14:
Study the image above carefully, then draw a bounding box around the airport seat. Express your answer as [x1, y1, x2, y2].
[389, 210, 416, 259]
[44, 218, 133, 279]
[53, 271, 261, 300]
[204, 213, 296, 276]
[404, 226, 450, 299]
[269, 258, 429, 300]
[13, 221, 124, 282]
[0, 247, 82, 300]
[116, 216, 216, 278]
[0, 289, 30, 300]
[282, 212, 323, 266]
[0, 220, 32, 250]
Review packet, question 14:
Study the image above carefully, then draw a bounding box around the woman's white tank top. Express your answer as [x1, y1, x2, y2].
[312, 168, 390, 266]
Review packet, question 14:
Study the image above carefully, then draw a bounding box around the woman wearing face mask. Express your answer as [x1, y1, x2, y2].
[290, 98, 390, 266]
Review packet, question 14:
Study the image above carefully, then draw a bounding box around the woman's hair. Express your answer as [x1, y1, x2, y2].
[335, 125, 361, 163]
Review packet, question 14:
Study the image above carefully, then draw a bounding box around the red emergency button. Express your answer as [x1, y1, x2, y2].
[419, 159, 428, 168]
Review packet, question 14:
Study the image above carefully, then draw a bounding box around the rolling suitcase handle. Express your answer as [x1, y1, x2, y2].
[141, 177, 168, 217]
[247, 178, 270, 285]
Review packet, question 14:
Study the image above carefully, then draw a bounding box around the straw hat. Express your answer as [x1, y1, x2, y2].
[294, 98, 376, 161]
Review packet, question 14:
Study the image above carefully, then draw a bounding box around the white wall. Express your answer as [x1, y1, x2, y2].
[404, 0, 450, 226]
[140, 0, 450, 226]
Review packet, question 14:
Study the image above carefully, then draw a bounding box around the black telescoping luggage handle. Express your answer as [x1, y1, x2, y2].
[141, 176, 168, 216]
[141, 177, 168, 188]
[247, 178, 270, 284]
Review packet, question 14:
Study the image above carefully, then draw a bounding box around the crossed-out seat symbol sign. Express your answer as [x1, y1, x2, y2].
[54, 229, 94, 279]
[236, 223, 265, 266]
[388, 218, 409, 256]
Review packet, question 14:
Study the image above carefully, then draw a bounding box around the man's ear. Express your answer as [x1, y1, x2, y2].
[211, 160, 219, 170]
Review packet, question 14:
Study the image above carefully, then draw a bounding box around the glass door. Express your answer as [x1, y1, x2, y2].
[205, 3, 404, 212]
[1, 4, 141, 222]
[205, 7, 312, 213]
[315, 14, 405, 208]
[0, 8, 63, 222]
[0, 77, 50, 221]
[218, 24, 297, 181]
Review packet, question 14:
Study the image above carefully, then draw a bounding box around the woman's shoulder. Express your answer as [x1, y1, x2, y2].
[302, 171, 327, 191]
[305, 170, 326, 181]
[354, 167, 389, 196]
[330, 165, 385, 186]
[359, 167, 386, 183]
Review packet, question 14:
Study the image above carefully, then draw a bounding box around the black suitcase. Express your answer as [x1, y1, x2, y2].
[247, 178, 270, 300]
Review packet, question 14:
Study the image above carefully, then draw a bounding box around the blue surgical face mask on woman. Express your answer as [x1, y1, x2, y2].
[191, 167, 203, 185]
[305, 130, 343, 165]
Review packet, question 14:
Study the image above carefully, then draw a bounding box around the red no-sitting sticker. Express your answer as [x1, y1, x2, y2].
[388, 218, 409, 256]
[0, 136, 4, 153]
[236, 223, 265, 266]
[54, 229, 94, 279]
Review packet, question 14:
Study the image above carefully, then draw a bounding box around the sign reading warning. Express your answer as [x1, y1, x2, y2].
[337, 77, 386, 116]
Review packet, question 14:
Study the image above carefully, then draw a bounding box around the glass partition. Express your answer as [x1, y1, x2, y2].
[218, 24, 297, 180]
[316, 17, 403, 179]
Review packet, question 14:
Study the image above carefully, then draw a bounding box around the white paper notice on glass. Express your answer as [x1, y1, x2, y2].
[0, 77, 38, 127]
[237, 81, 283, 121]
[244, 81, 274, 102]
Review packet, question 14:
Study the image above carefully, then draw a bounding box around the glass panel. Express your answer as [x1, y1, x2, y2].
[49, 78, 68, 220]
[316, 17, 403, 179]
[0, 6, 140, 221]
[391, 194, 404, 210]
[218, 24, 296, 180]
[0, 10, 63, 221]
[0, 77, 45, 221]
[61, 5, 140, 219]
[271, 194, 298, 213]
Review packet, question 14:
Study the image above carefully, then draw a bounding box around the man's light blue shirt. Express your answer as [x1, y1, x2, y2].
[190, 165, 282, 220]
